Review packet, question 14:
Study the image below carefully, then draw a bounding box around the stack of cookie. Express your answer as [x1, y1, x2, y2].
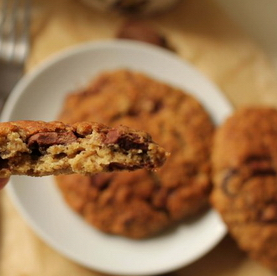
[55, 69, 215, 239]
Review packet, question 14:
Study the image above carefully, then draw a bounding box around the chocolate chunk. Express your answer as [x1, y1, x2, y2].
[118, 136, 147, 151]
[104, 129, 148, 152]
[252, 169, 276, 177]
[0, 157, 8, 169]
[90, 174, 113, 191]
[221, 169, 239, 196]
[222, 156, 277, 197]
[151, 100, 164, 114]
[245, 155, 276, 177]
[108, 162, 142, 171]
[27, 131, 77, 148]
[104, 129, 122, 144]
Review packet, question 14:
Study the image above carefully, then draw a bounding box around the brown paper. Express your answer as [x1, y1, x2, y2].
[1, 0, 277, 275]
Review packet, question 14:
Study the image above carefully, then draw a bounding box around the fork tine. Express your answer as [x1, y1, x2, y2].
[0, 0, 8, 26]
[0, 0, 30, 108]
[0, 0, 9, 60]
[0, 0, 30, 64]
[14, 0, 30, 64]
[0, 0, 16, 63]
[9, 0, 19, 63]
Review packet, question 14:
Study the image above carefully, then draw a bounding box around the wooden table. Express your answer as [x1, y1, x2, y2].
[1, 0, 277, 275]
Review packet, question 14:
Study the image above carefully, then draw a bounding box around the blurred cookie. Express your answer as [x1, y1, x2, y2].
[79, 0, 181, 15]
[117, 20, 172, 50]
[211, 107, 277, 268]
[56, 69, 214, 238]
[0, 120, 167, 177]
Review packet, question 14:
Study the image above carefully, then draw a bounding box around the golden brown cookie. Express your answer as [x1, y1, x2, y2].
[211, 107, 277, 268]
[0, 120, 167, 177]
[56, 69, 214, 239]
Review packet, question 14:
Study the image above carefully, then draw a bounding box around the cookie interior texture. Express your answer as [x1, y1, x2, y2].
[56, 69, 214, 239]
[0, 121, 167, 177]
[211, 107, 277, 269]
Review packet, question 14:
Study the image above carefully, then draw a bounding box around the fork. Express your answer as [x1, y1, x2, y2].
[0, 0, 30, 110]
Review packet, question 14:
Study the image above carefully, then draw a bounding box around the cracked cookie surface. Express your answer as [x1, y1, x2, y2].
[0, 120, 167, 177]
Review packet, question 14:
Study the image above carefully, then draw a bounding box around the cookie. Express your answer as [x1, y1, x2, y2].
[56, 69, 214, 238]
[0, 120, 168, 177]
[211, 107, 277, 268]
[117, 20, 171, 50]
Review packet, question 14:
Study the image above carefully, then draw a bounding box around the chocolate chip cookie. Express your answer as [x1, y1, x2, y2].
[0, 120, 167, 177]
[211, 107, 277, 268]
[56, 69, 214, 239]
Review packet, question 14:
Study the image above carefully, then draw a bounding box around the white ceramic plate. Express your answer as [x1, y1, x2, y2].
[2, 40, 232, 275]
